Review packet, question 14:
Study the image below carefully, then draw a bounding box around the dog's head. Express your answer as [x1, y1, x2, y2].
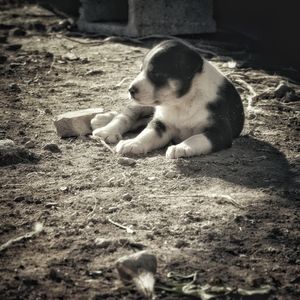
[128, 40, 203, 106]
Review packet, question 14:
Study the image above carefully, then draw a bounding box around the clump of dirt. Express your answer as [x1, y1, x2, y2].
[0, 3, 299, 300]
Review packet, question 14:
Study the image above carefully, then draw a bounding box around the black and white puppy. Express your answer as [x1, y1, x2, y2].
[91, 39, 244, 159]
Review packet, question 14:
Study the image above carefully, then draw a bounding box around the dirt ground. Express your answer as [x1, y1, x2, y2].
[0, 3, 299, 300]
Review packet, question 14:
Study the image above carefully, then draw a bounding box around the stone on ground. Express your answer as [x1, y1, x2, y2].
[54, 108, 104, 138]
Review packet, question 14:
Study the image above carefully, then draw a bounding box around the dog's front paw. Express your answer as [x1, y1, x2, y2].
[91, 112, 118, 130]
[116, 139, 146, 155]
[166, 144, 193, 159]
[92, 127, 122, 144]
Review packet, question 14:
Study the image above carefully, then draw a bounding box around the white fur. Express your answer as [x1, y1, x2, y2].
[91, 111, 118, 130]
[93, 54, 228, 158]
[129, 73, 180, 106]
[116, 60, 225, 158]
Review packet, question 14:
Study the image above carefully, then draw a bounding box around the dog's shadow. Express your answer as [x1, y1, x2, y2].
[172, 135, 293, 192]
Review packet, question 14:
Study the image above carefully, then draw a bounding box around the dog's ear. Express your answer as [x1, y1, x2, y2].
[178, 45, 203, 79]
[175, 45, 203, 97]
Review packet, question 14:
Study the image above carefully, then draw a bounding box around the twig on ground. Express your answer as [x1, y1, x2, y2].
[0, 223, 43, 252]
[116, 77, 130, 87]
[47, 56, 56, 74]
[91, 136, 115, 154]
[212, 194, 245, 209]
[107, 218, 135, 234]
[87, 198, 97, 218]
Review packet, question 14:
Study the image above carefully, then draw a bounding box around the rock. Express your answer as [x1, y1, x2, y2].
[45, 52, 54, 59]
[24, 140, 34, 149]
[165, 170, 177, 179]
[8, 83, 21, 93]
[95, 238, 114, 248]
[43, 143, 61, 153]
[9, 28, 26, 36]
[116, 251, 157, 298]
[54, 108, 104, 138]
[174, 239, 190, 248]
[0, 139, 37, 166]
[86, 270, 103, 278]
[51, 19, 73, 32]
[44, 108, 52, 114]
[45, 202, 58, 208]
[274, 82, 295, 99]
[48, 269, 71, 283]
[117, 157, 137, 167]
[122, 193, 133, 201]
[59, 186, 68, 193]
[62, 52, 78, 61]
[107, 206, 118, 213]
[14, 195, 26, 202]
[5, 44, 22, 51]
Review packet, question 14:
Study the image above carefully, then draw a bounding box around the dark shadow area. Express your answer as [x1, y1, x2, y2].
[175, 135, 293, 191]
[169, 135, 300, 299]
[214, 0, 300, 82]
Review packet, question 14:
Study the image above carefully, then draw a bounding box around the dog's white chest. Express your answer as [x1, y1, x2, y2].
[155, 103, 210, 141]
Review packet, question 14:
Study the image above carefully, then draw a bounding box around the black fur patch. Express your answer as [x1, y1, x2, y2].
[143, 40, 204, 98]
[204, 79, 244, 152]
[149, 119, 167, 137]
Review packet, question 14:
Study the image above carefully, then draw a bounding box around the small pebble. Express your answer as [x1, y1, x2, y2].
[45, 202, 58, 208]
[107, 206, 118, 213]
[14, 196, 25, 202]
[274, 82, 294, 99]
[45, 52, 54, 59]
[43, 143, 61, 153]
[8, 83, 21, 93]
[44, 108, 52, 114]
[9, 28, 26, 36]
[24, 140, 34, 149]
[165, 170, 177, 179]
[50, 19, 72, 32]
[86, 270, 103, 278]
[62, 52, 78, 61]
[59, 186, 68, 193]
[122, 193, 133, 201]
[117, 157, 136, 166]
[95, 238, 113, 248]
[175, 239, 190, 248]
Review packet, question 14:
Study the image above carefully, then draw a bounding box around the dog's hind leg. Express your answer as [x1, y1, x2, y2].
[92, 104, 154, 144]
[166, 120, 233, 159]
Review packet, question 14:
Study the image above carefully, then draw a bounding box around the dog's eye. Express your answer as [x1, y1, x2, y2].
[149, 72, 167, 86]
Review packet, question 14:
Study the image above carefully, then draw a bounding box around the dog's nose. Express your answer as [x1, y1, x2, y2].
[129, 85, 138, 97]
